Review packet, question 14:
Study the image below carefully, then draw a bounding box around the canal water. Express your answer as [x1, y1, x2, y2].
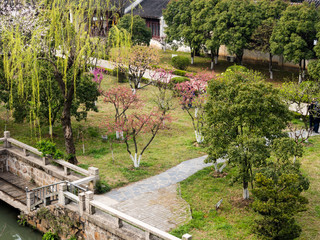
[0, 200, 42, 240]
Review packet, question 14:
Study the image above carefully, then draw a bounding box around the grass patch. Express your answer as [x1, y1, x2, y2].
[78, 163, 89, 170]
[158, 49, 299, 86]
[0, 73, 204, 187]
[86, 147, 110, 159]
[173, 135, 320, 239]
[120, 162, 153, 182]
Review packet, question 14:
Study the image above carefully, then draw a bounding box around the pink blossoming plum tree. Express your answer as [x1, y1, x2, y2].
[176, 71, 215, 144]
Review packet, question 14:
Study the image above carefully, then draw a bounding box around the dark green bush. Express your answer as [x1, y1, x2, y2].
[36, 140, 64, 159]
[171, 56, 190, 70]
[172, 69, 187, 77]
[95, 179, 111, 194]
[141, 77, 150, 84]
[87, 126, 100, 138]
[226, 64, 248, 73]
[170, 76, 189, 85]
[42, 230, 59, 240]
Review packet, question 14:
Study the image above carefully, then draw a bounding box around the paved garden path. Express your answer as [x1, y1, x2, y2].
[92, 59, 317, 231]
[93, 129, 319, 231]
[94, 58, 181, 80]
[94, 155, 226, 231]
[96, 155, 226, 203]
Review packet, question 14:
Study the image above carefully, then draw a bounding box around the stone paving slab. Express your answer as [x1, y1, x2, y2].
[110, 184, 191, 232]
[102, 155, 224, 202]
[93, 130, 319, 232]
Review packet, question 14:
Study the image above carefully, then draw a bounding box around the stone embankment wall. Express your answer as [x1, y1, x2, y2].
[0, 133, 187, 240]
[23, 205, 150, 240]
[2, 149, 62, 186]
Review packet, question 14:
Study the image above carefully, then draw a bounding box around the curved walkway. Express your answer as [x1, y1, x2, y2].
[101, 155, 226, 203]
[94, 155, 225, 231]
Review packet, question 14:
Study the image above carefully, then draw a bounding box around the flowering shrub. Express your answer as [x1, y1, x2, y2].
[175, 71, 215, 143]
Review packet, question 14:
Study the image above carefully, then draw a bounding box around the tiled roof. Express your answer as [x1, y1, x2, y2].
[129, 0, 170, 19]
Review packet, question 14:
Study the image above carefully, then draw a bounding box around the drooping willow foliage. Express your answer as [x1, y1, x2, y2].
[2, 0, 130, 164]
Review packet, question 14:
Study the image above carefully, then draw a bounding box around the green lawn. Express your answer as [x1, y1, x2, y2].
[0, 74, 206, 188]
[171, 136, 320, 240]
[0, 50, 315, 239]
[158, 49, 300, 87]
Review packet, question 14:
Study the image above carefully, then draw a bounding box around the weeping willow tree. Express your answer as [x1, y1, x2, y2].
[2, 0, 112, 164]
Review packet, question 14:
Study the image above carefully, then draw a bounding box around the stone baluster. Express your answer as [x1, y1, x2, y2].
[58, 183, 67, 205]
[116, 218, 123, 228]
[42, 157, 49, 165]
[26, 191, 35, 212]
[79, 192, 85, 216]
[85, 191, 95, 215]
[145, 232, 151, 240]
[4, 131, 11, 148]
[23, 148, 29, 156]
[64, 166, 70, 175]
[88, 167, 99, 190]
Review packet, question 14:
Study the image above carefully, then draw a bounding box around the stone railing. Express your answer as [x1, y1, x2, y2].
[1, 131, 99, 186]
[1, 132, 192, 239]
[58, 182, 192, 240]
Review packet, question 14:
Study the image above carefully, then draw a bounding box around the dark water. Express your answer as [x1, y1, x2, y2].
[0, 200, 42, 240]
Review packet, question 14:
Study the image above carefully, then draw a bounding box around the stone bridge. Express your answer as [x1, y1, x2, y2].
[0, 131, 192, 240]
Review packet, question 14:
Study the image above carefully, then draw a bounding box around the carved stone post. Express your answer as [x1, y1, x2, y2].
[88, 167, 99, 190]
[64, 166, 70, 175]
[145, 232, 151, 240]
[85, 191, 95, 215]
[26, 191, 35, 212]
[4, 131, 11, 148]
[58, 183, 67, 205]
[42, 157, 50, 166]
[79, 192, 85, 216]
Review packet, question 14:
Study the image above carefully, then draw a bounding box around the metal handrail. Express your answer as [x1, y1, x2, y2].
[67, 182, 88, 196]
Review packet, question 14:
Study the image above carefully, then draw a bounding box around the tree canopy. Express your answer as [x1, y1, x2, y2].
[205, 69, 291, 199]
[213, 0, 260, 64]
[113, 14, 152, 46]
[2, 0, 109, 164]
[163, 0, 201, 64]
[270, 2, 318, 81]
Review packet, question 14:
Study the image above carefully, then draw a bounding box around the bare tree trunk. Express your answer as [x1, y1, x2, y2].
[243, 181, 249, 199]
[299, 60, 302, 83]
[302, 59, 306, 81]
[211, 49, 214, 70]
[215, 48, 219, 64]
[237, 51, 244, 65]
[61, 100, 78, 164]
[191, 51, 194, 65]
[55, 67, 78, 164]
[269, 52, 273, 79]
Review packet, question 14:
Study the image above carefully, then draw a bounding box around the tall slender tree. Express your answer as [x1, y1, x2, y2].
[2, 0, 110, 164]
[163, 0, 202, 64]
[213, 0, 261, 65]
[205, 70, 291, 199]
[191, 0, 220, 69]
[249, 0, 288, 79]
[270, 2, 318, 82]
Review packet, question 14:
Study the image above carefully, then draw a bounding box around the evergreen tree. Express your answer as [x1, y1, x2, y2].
[270, 2, 318, 82]
[205, 69, 291, 199]
[213, 0, 261, 64]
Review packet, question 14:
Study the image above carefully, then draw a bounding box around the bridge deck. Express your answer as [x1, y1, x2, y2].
[0, 172, 38, 205]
